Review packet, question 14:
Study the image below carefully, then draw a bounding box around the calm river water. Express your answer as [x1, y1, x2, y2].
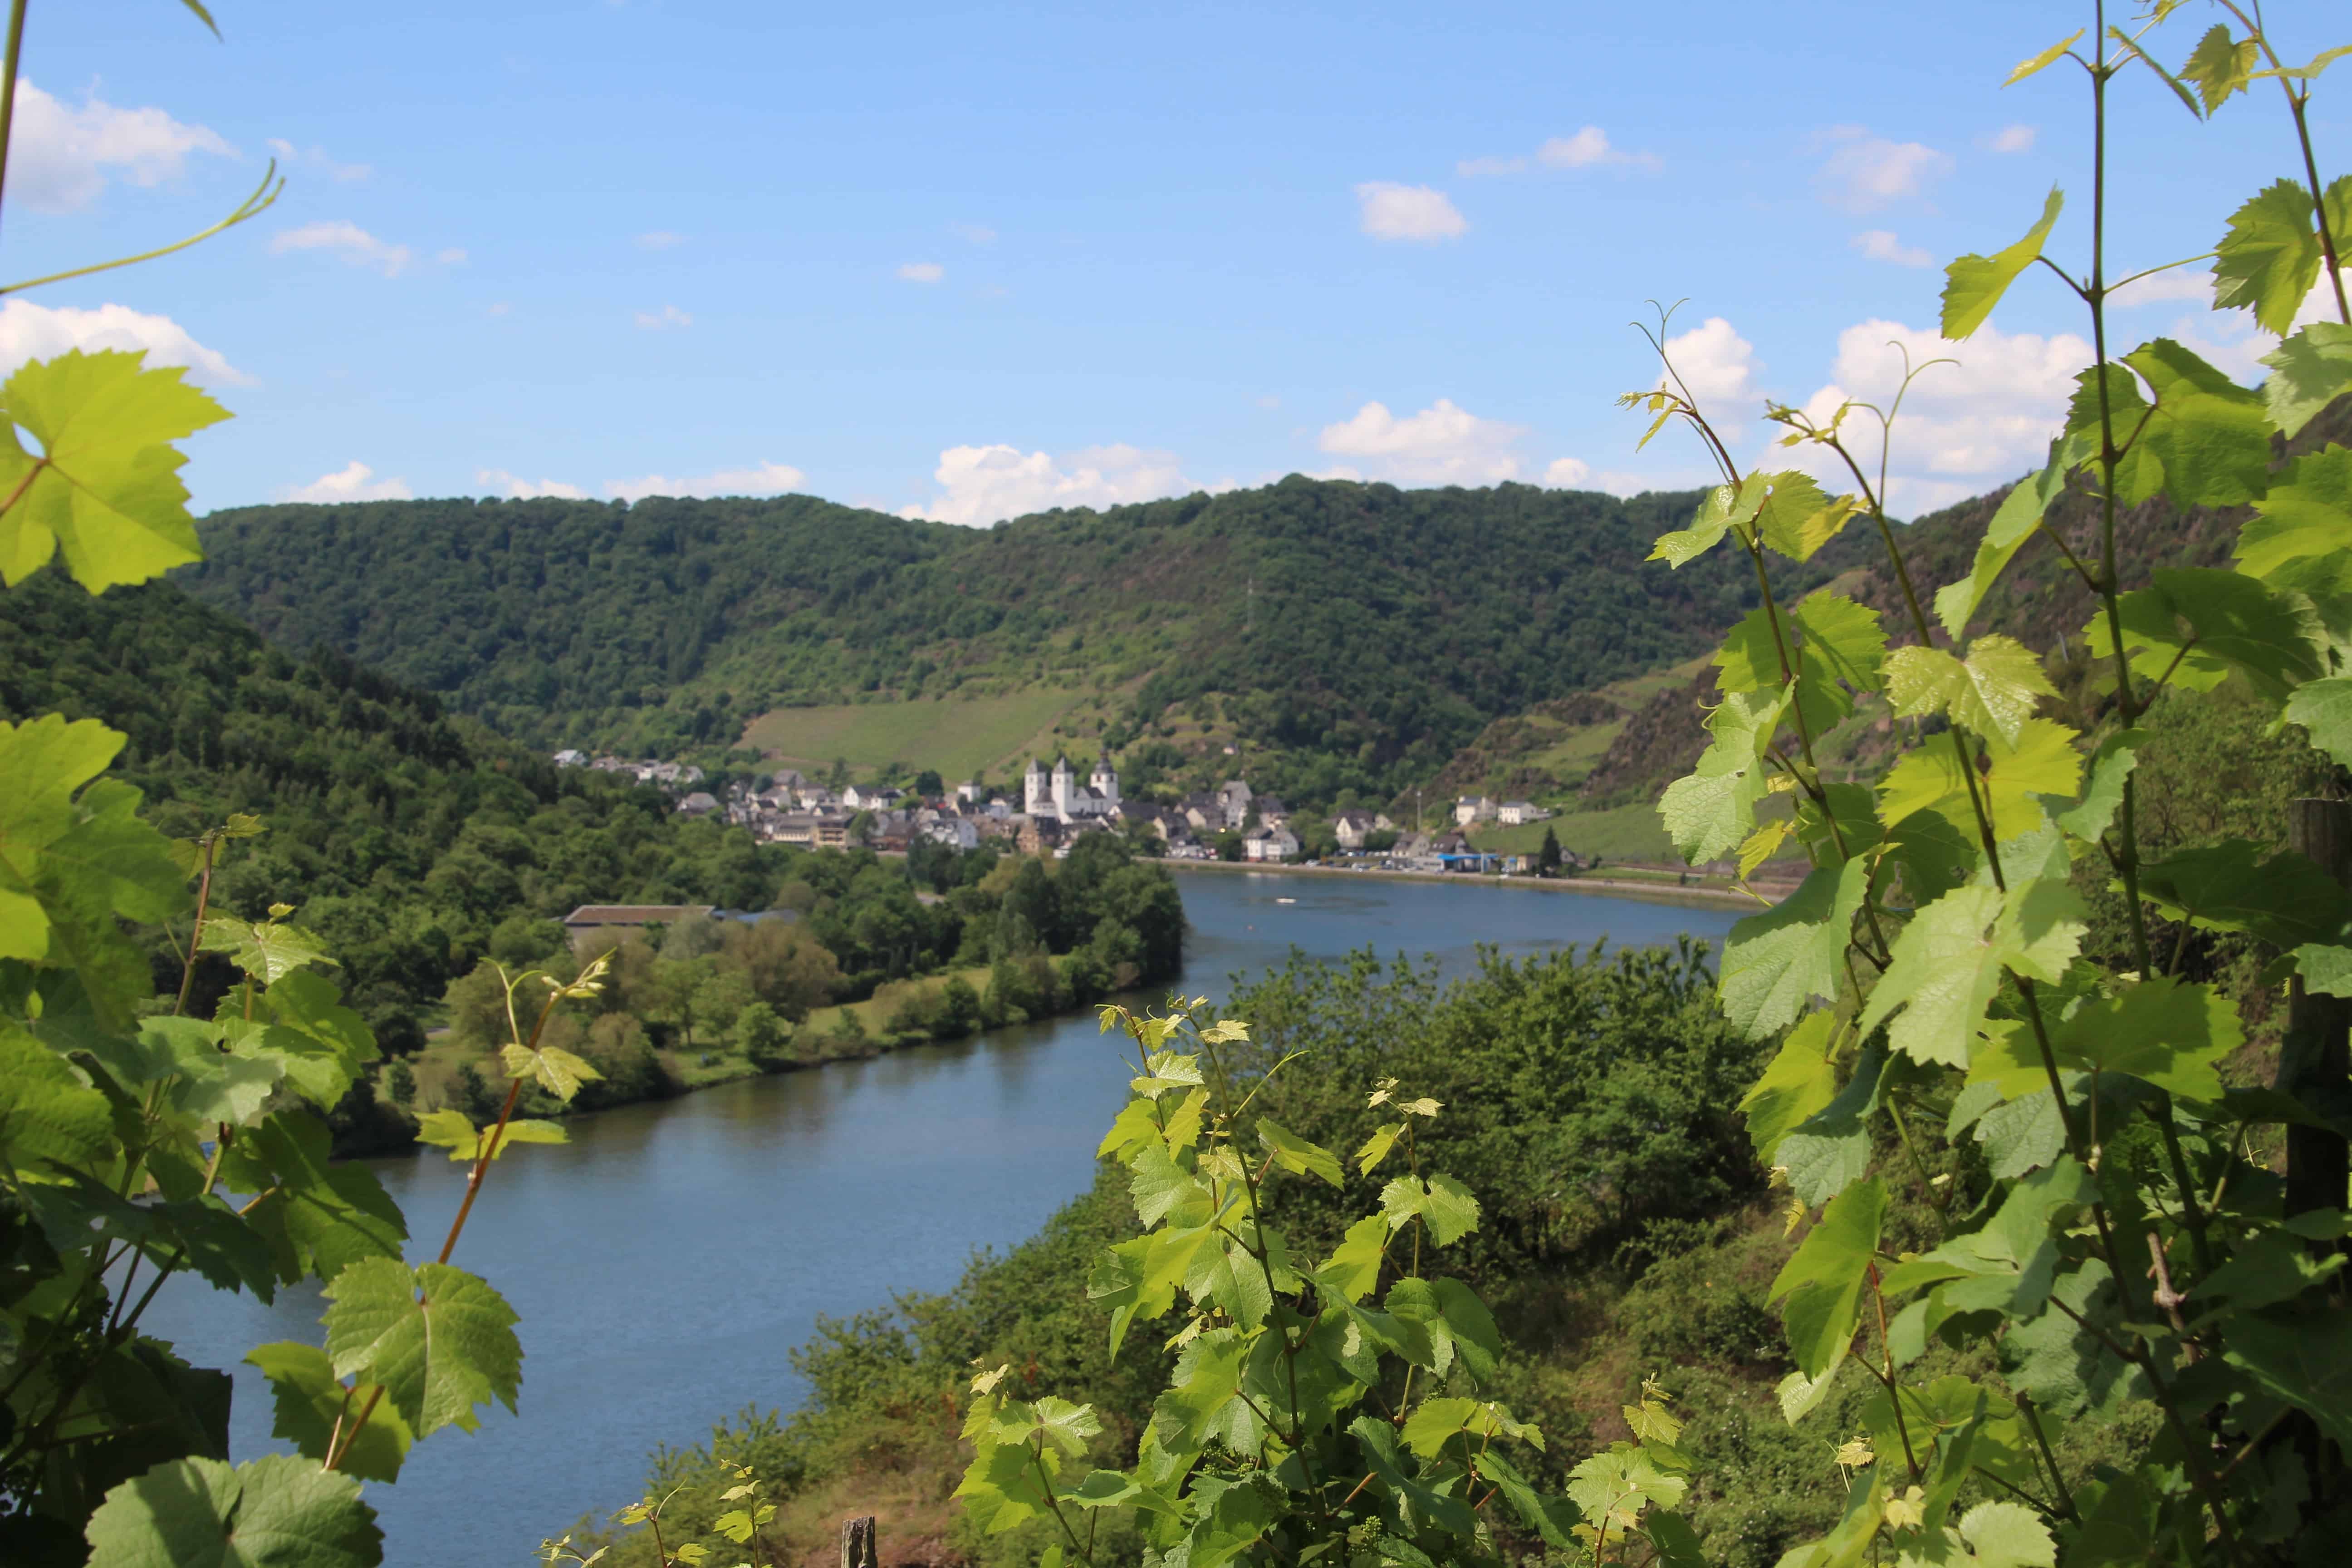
[144, 867, 1738, 1566]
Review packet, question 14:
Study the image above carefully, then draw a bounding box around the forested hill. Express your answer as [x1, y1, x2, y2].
[175, 479, 1792, 801]
[0, 572, 783, 1044]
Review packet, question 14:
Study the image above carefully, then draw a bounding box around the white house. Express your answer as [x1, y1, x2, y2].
[1453, 795, 1498, 826]
[553, 749, 588, 768]
[1217, 779, 1254, 829]
[1243, 824, 1301, 862]
[843, 783, 905, 811]
[1497, 801, 1552, 826]
[1332, 810, 1378, 849]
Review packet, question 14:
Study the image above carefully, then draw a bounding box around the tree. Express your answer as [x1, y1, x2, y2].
[912, 768, 944, 798]
[826, 756, 851, 790]
[1537, 824, 1563, 877]
[735, 1001, 793, 1069]
[384, 1058, 417, 1108]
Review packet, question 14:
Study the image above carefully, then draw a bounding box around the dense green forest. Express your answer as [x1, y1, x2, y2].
[0, 573, 1184, 1060]
[175, 480, 1796, 803]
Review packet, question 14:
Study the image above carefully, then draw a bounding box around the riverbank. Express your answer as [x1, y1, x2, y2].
[1161, 855, 1793, 910]
[357, 953, 1160, 1158]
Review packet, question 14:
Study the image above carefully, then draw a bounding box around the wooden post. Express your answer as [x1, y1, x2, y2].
[2282, 798, 2352, 1218]
[840, 1515, 878, 1568]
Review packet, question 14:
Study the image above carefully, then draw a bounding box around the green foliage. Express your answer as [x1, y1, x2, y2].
[177, 480, 1795, 806]
[1633, 8, 2352, 1563]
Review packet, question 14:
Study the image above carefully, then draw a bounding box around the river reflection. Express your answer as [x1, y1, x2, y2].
[142, 867, 1736, 1566]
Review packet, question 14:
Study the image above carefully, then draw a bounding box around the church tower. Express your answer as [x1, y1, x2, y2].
[1024, 757, 1051, 817]
[1090, 757, 1120, 812]
[1051, 755, 1076, 819]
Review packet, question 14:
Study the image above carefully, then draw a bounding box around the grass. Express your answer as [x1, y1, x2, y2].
[798, 963, 996, 1038]
[739, 688, 1093, 781]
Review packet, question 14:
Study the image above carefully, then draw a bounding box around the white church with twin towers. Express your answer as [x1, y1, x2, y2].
[1024, 754, 1121, 824]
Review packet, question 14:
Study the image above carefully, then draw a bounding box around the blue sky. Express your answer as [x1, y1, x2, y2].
[6, 0, 2343, 522]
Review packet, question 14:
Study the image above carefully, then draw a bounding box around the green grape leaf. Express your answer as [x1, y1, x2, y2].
[2214, 179, 2327, 335]
[0, 1022, 115, 1173]
[1386, 1277, 1503, 1385]
[1255, 1117, 1343, 1187]
[1129, 1143, 1211, 1227]
[1752, 471, 1839, 560]
[413, 1109, 569, 1161]
[1741, 1011, 1840, 1164]
[2253, 44, 2352, 83]
[499, 1039, 603, 1102]
[1153, 1329, 1254, 1458]
[2047, 978, 2241, 1100]
[1399, 1396, 1516, 1460]
[955, 1436, 1060, 1535]
[1935, 459, 2068, 639]
[2005, 30, 2083, 86]
[1711, 606, 1785, 696]
[170, 1045, 284, 1128]
[220, 1112, 407, 1286]
[1353, 1120, 1406, 1176]
[1650, 473, 1769, 567]
[1380, 1173, 1481, 1246]
[1884, 636, 2057, 747]
[1859, 880, 2085, 1068]
[1959, 1501, 2057, 1568]
[1718, 858, 1869, 1041]
[0, 716, 187, 1019]
[2181, 24, 2258, 111]
[1794, 594, 1887, 688]
[2238, 444, 2352, 580]
[251, 969, 379, 1107]
[1886, 807, 1980, 905]
[2053, 729, 2144, 844]
[2090, 568, 2324, 702]
[245, 1341, 414, 1483]
[83, 1454, 381, 1568]
[2190, 1228, 2347, 1311]
[2121, 338, 2274, 510]
[2262, 323, 2352, 438]
[2134, 839, 2352, 948]
[1658, 690, 1784, 864]
[1096, 1098, 1161, 1163]
[322, 1257, 523, 1438]
[1778, 1045, 1887, 1209]
[198, 915, 334, 985]
[1769, 1177, 1887, 1378]
[0, 350, 229, 592]
[2224, 1311, 2352, 1455]
[1353, 1415, 1480, 1535]
[1942, 187, 2064, 340]
[1477, 1449, 1582, 1549]
[2286, 676, 2352, 769]
[1318, 1213, 1389, 1303]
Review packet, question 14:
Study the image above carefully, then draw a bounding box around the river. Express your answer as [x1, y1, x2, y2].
[143, 867, 1739, 1566]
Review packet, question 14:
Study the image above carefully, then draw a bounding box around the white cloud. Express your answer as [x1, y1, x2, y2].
[1780, 318, 2094, 511]
[435, 247, 468, 266]
[949, 222, 997, 245]
[897, 261, 946, 283]
[1854, 229, 1933, 267]
[8, 79, 233, 211]
[605, 460, 805, 503]
[1813, 125, 1952, 211]
[1461, 126, 1659, 177]
[1354, 182, 1467, 242]
[270, 220, 414, 277]
[487, 301, 512, 317]
[635, 230, 684, 250]
[1660, 315, 1761, 407]
[2110, 268, 2214, 308]
[1543, 457, 1593, 488]
[265, 137, 371, 181]
[901, 443, 1199, 527]
[0, 298, 250, 387]
[479, 468, 588, 500]
[1988, 123, 2038, 154]
[1317, 399, 1526, 485]
[634, 303, 692, 329]
[280, 461, 412, 504]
